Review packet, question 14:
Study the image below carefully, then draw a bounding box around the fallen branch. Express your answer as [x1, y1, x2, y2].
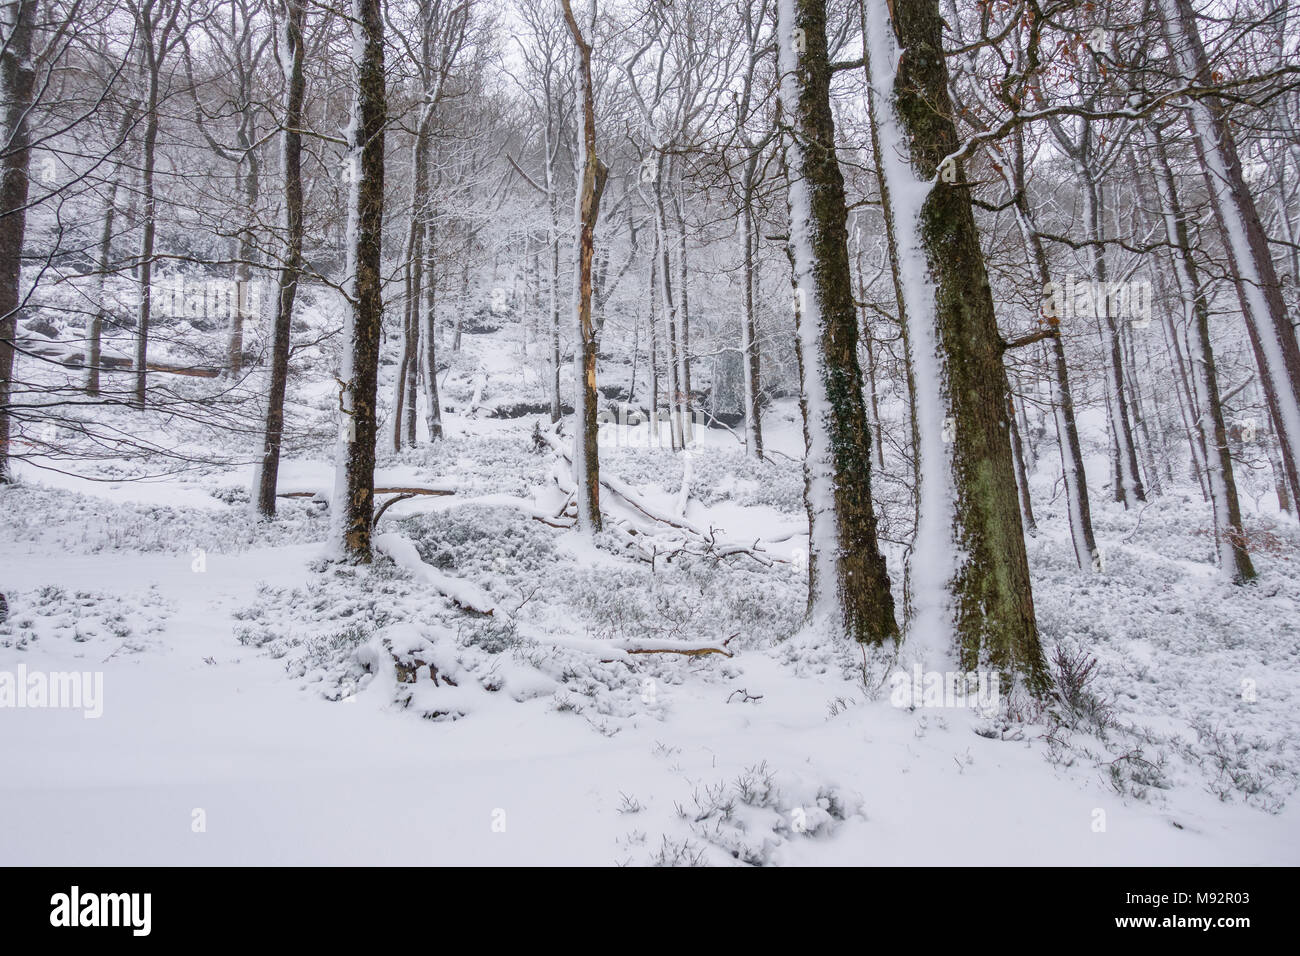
[544, 431, 784, 567]
[618, 645, 732, 659]
[373, 486, 456, 496]
[373, 492, 419, 525]
[535, 633, 737, 662]
[373, 532, 497, 617]
[277, 485, 456, 502]
[605, 634, 738, 661]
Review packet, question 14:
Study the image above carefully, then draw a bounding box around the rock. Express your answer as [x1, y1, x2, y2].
[22, 315, 59, 339]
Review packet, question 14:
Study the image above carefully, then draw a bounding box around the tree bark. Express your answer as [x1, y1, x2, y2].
[254, 0, 306, 518]
[740, 154, 763, 459]
[1002, 126, 1098, 570]
[0, 0, 38, 482]
[1147, 122, 1255, 582]
[1008, 394, 1037, 536]
[675, 187, 693, 444]
[561, 0, 605, 533]
[863, 0, 1046, 689]
[651, 166, 684, 450]
[227, 130, 258, 377]
[422, 212, 443, 441]
[332, 0, 386, 561]
[1160, 0, 1300, 513]
[779, 0, 898, 644]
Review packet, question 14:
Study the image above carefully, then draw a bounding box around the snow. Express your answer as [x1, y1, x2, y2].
[5, 2, 1300, 864]
[2, 519, 1296, 864]
[372, 531, 497, 615]
[5, 357, 1299, 864]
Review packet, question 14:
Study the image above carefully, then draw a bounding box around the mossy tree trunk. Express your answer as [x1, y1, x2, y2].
[862, 0, 1048, 691]
[778, 0, 898, 645]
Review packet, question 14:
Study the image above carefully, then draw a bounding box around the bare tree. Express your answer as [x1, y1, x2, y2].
[1146, 118, 1255, 582]
[253, 0, 306, 519]
[332, 0, 387, 561]
[1159, 0, 1300, 514]
[126, 0, 184, 409]
[0, 0, 38, 482]
[562, 0, 606, 533]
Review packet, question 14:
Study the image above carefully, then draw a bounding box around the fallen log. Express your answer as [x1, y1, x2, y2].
[28, 346, 224, 378]
[276, 485, 456, 500]
[618, 645, 733, 659]
[615, 635, 738, 658]
[535, 633, 737, 662]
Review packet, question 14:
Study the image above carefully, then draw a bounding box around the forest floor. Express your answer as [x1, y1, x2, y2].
[2, 315, 1299, 865]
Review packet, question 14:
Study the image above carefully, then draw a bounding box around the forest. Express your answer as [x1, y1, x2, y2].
[1, 0, 1298, 866]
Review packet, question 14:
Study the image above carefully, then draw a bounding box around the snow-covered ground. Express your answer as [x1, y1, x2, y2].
[3, 313, 1299, 866]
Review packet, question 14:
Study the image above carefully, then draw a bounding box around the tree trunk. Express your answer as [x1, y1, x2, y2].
[855, 254, 886, 471]
[561, 0, 605, 533]
[254, 0, 306, 519]
[648, 224, 661, 438]
[404, 230, 421, 446]
[651, 169, 684, 451]
[392, 261, 411, 452]
[422, 213, 443, 441]
[675, 188, 693, 444]
[863, 0, 1046, 689]
[134, 48, 162, 409]
[332, 0, 386, 562]
[86, 187, 117, 398]
[1008, 395, 1037, 536]
[740, 155, 763, 459]
[252, 0, 305, 520]
[1004, 135, 1098, 570]
[1148, 123, 1255, 582]
[778, 0, 898, 645]
[547, 172, 562, 423]
[0, 0, 37, 482]
[394, 119, 429, 454]
[227, 140, 257, 376]
[1161, 0, 1300, 512]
